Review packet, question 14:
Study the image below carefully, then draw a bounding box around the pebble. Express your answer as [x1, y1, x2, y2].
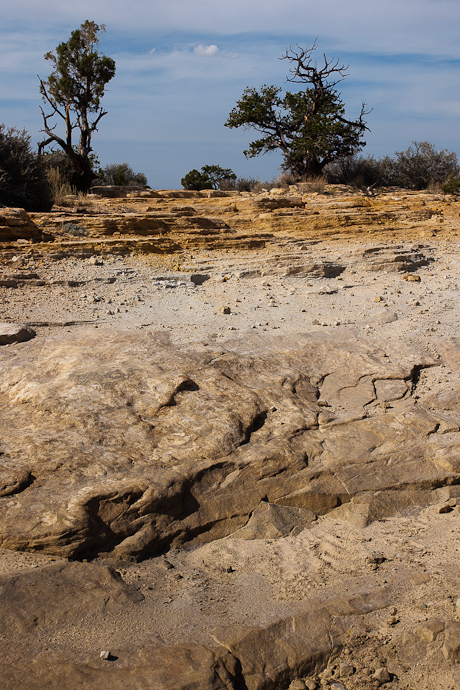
[100, 650, 111, 660]
[288, 680, 307, 690]
[372, 667, 391, 683]
[304, 680, 318, 690]
[219, 306, 231, 314]
[338, 662, 354, 677]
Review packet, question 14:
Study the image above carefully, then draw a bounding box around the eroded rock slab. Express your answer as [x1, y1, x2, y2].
[0, 330, 458, 560]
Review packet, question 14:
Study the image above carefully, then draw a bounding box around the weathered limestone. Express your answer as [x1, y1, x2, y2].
[0, 330, 458, 560]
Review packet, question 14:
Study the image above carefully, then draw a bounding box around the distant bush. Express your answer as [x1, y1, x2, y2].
[325, 142, 460, 191]
[0, 124, 53, 211]
[182, 165, 236, 190]
[441, 173, 460, 195]
[100, 163, 148, 187]
[325, 154, 396, 188]
[393, 141, 459, 190]
[219, 176, 264, 192]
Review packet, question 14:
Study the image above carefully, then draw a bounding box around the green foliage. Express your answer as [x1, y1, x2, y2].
[0, 124, 53, 211]
[201, 165, 236, 188]
[181, 165, 236, 190]
[100, 163, 148, 187]
[225, 42, 369, 180]
[326, 143, 460, 191]
[441, 173, 460, 195]
[325, 154, 396, 187]
[39, 21, 116, 191]
[181, 169, 210, 190]
[393, 141, 459, 190]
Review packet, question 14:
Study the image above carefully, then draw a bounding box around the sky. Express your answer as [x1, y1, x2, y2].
[1, 0, 460, 189]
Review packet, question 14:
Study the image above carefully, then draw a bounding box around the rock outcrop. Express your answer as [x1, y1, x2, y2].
[0, 208, 43, 242]
[0, 330, 458, 560]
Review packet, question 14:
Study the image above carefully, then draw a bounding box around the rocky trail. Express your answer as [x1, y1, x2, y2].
[0, 184, 460, 689]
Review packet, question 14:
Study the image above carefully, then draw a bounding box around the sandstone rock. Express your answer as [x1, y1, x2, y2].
[372, 667, 391, 682]
[443, 621, 460, 659]
[0, 208, 42, 242]
[0, 562, 143, 636]
[338, 662, 354, 677]
[416, 619, 445, 642]
[0, 323, 35, 345]
[289, 679, 307, 690]
[232, 501, 316, 540]
[0, 330, 457, 560]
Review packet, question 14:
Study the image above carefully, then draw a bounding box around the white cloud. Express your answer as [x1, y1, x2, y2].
[194, 44, 219, 57]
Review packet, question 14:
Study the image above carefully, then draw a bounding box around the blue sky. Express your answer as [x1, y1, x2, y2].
[2, 0, 460, 188]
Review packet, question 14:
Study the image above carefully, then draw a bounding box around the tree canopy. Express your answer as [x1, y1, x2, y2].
[181, 165, 236, 190]
[225, 41, 370, 180]
[38, 20, 116, 191]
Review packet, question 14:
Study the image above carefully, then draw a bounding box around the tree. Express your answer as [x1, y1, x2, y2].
[181, 164, 236, 190]
[38, 20, 116, 192]
[0, 125, 53, 211]
[225, 41, 370, 180]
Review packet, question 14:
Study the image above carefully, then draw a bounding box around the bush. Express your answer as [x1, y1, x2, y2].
[100, 163, 148, 187]
[441, 173, 460, 195]
[393, 141, 460, 190]
[0, 124, 53, 211]
[325, 154, 396, 187]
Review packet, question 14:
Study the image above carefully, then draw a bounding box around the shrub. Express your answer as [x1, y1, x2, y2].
[393, 141, 459, 190]
[441, 173, 460, 195]
[325, 154, 396, 187]
[100, 163, 148, 187]
[0, 124, 53, 211]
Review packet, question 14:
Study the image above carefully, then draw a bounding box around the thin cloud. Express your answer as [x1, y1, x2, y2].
[194, 44, 220, 57]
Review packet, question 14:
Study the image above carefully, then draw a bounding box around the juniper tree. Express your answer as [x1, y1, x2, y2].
[38, 21, 116, 191]
[225, 40, 370, 180]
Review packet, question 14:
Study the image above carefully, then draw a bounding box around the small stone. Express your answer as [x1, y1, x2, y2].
[339, 662, 354, 677]
[100, 650, 111, 660]
[416, 619, 445, 642]
[402, 273, 421, 282]
[389, 606, 397, 616]
[387, 615, 399, 625]
[304, 680, 318, 690]
[438, 504, 454, 514]
[89, 256, 104, 266]
[289, 680, 307, 690]
[312, 319, 320, 325]
[374, 296, 383, 302]
[367, 552, 386, 565]
[219, 306, 231, 314]
[318, 668, 333, 680]
[443, 621, 460, 659]
[372, 667, 391, 683]
[330, 683, 346, 690]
